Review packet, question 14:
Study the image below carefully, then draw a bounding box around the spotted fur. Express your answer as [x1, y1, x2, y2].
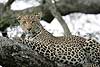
[17, 14, 100, 67]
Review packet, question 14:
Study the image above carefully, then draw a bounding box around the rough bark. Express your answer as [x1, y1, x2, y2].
[0, 36, 58, 67]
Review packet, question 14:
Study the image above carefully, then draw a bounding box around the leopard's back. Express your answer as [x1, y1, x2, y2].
[17, 14, 100, 67]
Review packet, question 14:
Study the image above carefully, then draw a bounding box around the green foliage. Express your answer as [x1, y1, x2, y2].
[0, 15, 19, 31]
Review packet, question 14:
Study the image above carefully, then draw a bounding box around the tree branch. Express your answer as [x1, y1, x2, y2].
[0, 37, 57, 67]
[45, 0, 71, 36]
[3, 0, 15, 11]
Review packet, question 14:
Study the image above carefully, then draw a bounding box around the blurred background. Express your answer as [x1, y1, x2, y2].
[0, 0, 100, 41]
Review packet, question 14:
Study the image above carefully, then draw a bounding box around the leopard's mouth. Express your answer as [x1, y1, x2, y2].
[22, 29, 31, 34]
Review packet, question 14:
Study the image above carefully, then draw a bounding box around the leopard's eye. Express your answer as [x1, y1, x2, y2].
[32, 20, 35, 23]
[23, 21, 26, 23]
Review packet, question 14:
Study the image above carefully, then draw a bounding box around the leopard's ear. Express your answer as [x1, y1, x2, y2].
[35, 12, 42, 20]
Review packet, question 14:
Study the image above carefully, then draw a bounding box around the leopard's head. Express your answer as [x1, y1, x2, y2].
[17, 13, 41, 34]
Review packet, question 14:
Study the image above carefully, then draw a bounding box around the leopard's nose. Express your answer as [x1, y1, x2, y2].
[27, 28, 31, 31]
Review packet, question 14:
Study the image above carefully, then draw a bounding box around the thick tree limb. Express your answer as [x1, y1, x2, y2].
[0, 37, 58, 67]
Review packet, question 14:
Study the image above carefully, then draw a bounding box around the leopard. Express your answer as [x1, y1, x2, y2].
[16, 14, 100, 67]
